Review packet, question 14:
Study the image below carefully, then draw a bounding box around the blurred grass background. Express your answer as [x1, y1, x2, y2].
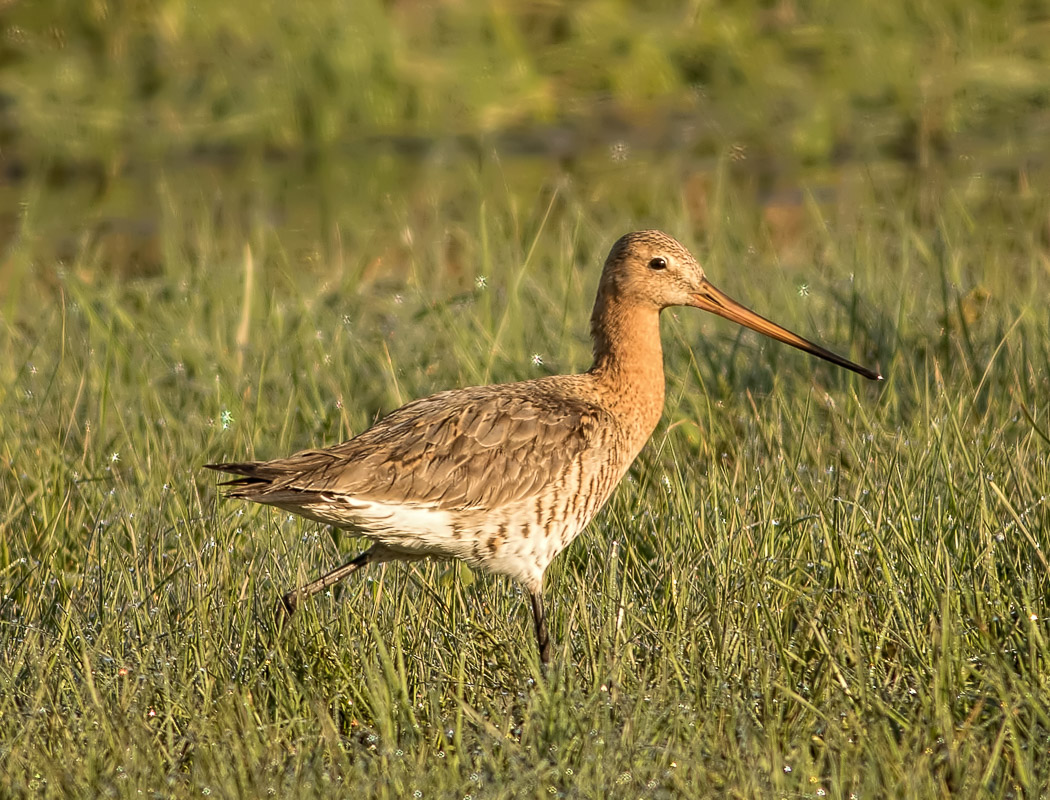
[2, 0, 1050, 797]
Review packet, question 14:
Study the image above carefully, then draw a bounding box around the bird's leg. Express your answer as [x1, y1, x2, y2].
[529, 589, 552, 665]
[281, 546, 380, 615]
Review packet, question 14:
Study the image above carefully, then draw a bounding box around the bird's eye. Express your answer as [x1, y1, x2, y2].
[648, 257, 667, 270]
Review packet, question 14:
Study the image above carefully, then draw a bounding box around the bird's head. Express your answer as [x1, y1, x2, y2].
[597, 230, 882, 380]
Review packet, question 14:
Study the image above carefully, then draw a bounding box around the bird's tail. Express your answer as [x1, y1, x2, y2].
[204, 462, 331, 509]
[204, 461, 278, 491]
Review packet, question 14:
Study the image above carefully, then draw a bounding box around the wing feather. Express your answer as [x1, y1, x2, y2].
[208, 378, 616, 512]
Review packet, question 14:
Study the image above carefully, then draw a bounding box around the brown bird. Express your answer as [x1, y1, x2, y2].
[207, 231, 880, 664]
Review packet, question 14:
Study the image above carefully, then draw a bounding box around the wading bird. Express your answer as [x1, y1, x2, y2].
[207, 231, 880, 664]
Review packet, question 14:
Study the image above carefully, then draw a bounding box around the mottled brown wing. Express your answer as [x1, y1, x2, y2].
[213, 380, 613, 511]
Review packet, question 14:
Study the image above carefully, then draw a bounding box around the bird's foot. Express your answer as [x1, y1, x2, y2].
[278, 591, 299, 618]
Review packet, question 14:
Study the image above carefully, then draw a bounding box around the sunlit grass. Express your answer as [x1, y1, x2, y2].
[2, 145, 1048, 798]
[2, 3, 1050, 795]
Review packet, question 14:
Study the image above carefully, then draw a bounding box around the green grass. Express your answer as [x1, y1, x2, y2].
[2, 2, 1050, 798]
[3, 151, 1048, 798]
[3, 0, 1049, 167]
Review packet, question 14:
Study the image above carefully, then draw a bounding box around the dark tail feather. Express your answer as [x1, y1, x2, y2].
[205, 461, 259, 475]
[205, 462, 325, 507]
[204, 461, 280, 489]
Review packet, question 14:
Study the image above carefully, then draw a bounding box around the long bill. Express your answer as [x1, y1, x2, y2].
[690, 279, 882, 381]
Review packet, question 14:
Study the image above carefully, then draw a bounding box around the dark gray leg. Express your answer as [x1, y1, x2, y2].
[281, 546, 380, 615]
[530, 590, 551, 665]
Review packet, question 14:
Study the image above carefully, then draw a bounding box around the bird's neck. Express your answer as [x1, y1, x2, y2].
[587, 294, 666, 440]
